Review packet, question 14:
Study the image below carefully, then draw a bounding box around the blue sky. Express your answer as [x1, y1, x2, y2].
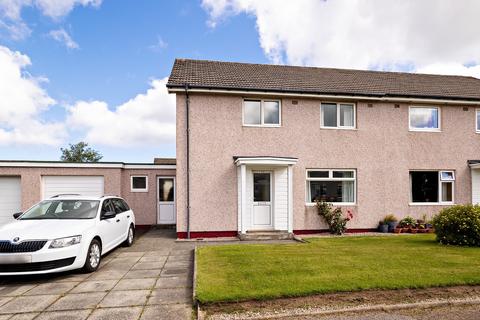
[0, 0, 479, 162]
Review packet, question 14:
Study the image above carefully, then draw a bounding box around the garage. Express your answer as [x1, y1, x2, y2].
[0, 177, 21, 225]
[42, 176, 105, 199]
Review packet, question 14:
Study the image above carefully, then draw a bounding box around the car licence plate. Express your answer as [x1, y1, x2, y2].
[0, 255, 32, 264]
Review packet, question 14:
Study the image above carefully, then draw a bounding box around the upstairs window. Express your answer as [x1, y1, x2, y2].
[409, 107, 440, 131]
[476, 109, 480, 133]
[243, 100, 281, 126]
[410, 171, 454, 204]
[321, 103, 355, 129]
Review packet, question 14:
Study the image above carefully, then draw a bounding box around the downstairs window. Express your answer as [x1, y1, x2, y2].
[306, 169, 356, 204]
[410, 171, 454, 204]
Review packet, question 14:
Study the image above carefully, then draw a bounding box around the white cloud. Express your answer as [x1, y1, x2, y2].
[48, 28, 79, 49]
[0, 0, 101, 39]
[201, 0, 480, 77]
[67, 78, 176, 147]
[149, 36, 168, 52]
[0, 45, 66, 146]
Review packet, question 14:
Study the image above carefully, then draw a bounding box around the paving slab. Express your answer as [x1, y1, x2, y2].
[169, 249, 193, 256]
[87, 270, 128, 281]
[35, 309, 92, 320]
[139, 256, 168, 263]
[0, 294, 59, 314]
[155, 276, 192, 289]
[131, 261, 165, 270]
[99, 290, 150, 307]
[70, 280, 118, 293]
[0, 297, 12, 307]
[0, 315, 10, 320]
[117, 252, 145, 258]
[87, 306, 143, 320]
[147, 288, 192, 305]
[112, 278, 156, 291]
[24, 281, 78, 295]
[161, 268, 190, 277]
[140, 304, 193, 320]
[8, 313, 39, 320]
[47, 292, 106, 311]
[143, 250, 171, 257]
[0, 285, 37, 297]
[124, 269, 161, 279]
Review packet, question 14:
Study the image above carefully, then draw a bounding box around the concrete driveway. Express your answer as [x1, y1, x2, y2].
[0, 229, 195, 320]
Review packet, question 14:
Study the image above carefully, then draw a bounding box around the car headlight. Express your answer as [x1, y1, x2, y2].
[49, 235, 82, 249]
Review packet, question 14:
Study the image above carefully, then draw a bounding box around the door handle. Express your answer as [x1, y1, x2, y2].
[127, 215, 130, 218]
[116, 219, 120, 222]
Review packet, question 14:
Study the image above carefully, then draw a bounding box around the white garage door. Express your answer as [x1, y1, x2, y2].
[0, 177, 21, 225]
[42, 176, 104, 199]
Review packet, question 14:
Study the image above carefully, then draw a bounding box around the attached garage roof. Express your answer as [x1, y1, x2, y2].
[167, 59, 480, 102]
[0, 160, 175, 169]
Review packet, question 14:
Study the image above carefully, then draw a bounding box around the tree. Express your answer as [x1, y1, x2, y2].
[60, 142, 103, 163]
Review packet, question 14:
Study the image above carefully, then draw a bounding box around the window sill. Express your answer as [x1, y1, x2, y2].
[320, 126, 357, 131]
[242, 124, 281, 128]
[408, 129, 441, 133]
[408, 202, 453, 206]
[131, 189, 148, 193]
[305, 203, 356, 207]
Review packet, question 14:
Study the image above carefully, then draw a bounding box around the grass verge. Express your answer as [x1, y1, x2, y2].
[196, 235, 480, 303]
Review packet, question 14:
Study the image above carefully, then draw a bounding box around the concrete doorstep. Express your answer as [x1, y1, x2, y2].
[198, 296, 480, 320]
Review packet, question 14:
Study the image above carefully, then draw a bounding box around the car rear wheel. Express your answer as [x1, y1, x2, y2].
[124, 224, 135, 247]
[82, 239, 101, 273]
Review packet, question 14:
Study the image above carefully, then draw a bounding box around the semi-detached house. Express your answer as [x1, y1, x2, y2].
[167, 59, 480, 239]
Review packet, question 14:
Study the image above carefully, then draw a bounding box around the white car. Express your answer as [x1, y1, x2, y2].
[0, 195, 135, 275]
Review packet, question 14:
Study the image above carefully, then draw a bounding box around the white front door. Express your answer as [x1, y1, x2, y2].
[252, 172, 273, 229]
[157, 177, 176, 224]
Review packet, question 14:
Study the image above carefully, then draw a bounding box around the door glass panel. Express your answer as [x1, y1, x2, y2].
[159, 179, 174, 202]
[253, 173, 270, 202]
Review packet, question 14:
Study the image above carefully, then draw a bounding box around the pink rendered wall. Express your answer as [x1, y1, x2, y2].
[176, 93, 478, 233]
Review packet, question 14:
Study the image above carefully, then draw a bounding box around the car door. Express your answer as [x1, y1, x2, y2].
[98, 199, 120, 252]
[111, 198, 129, 243]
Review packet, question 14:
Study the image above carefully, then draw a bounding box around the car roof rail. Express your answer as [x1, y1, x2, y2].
[50, 193, 82, 198]
[101, 194, 120, 198]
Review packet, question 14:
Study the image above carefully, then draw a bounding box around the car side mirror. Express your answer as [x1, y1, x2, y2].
[13, 212, 22, 219]
[102, 211, 117, 220]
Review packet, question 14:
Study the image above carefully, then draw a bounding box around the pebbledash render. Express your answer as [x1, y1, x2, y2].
[167, 59, 480, 239]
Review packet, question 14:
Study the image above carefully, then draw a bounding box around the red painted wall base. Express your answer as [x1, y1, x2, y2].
[176, 231, 238, 239]
[176, 228, 378, 239]
[294, 228, 378, 235]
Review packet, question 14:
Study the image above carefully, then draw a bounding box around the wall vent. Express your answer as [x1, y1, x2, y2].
[463, 107, 469, 111]
[292, 100, 298, 105]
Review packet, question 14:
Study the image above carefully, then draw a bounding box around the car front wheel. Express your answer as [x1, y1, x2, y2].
[124, 225, 135, 247]
[82, 239, 101, 273]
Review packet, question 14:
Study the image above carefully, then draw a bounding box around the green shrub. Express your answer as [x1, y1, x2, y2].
[399, 216, 416, 228]
[431, 204, 480, 246]
[383, 214, 398, 223]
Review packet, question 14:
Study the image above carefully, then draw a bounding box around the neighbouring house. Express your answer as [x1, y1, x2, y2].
[0, 159, 176, 227]
[167, 58, 480, 239]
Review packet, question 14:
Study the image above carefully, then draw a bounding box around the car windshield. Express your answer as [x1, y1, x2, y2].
[19, 200, 100, 220]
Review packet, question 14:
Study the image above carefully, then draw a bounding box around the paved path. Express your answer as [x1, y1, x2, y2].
[0, 229, 196, 320]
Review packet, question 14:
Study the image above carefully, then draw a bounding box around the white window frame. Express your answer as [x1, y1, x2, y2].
[242, 99, 281, 127]
[131, 175, 148, 192]
[305, 169, 356, 206]
[409, 106, 441, 132]
[409, 170, 454, 205]
[476, 108, 480, 133]
[320, 102, 356, 130]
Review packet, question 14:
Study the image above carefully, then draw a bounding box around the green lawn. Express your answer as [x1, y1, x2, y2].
[195, 235, 480, 303]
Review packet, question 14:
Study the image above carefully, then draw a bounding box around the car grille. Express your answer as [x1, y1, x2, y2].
[0, 240, 47, 253]
[0, 257, 76, 273]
